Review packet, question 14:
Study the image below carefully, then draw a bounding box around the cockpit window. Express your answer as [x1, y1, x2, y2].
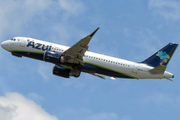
[10, 38, 16, 41]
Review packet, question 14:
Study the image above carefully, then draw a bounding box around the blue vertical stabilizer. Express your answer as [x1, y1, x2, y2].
[141, 43, 178, 67]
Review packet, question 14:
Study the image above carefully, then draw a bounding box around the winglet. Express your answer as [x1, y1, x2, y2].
[89, 27, 100, 37]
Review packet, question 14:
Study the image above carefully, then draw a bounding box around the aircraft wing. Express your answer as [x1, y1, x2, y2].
[62, 27, 99, 66]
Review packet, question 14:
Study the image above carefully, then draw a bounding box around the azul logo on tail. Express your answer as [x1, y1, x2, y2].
[141, 43, 178, 67]
[156, 51, 170, 65]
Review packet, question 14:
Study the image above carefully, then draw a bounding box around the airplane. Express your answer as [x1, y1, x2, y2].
[1, 27, 179, 81]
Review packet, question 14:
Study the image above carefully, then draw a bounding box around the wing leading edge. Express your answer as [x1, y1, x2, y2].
[62, 27, 99, 66]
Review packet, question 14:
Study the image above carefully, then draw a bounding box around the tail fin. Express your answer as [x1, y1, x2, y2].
[141, 43, 178, 68]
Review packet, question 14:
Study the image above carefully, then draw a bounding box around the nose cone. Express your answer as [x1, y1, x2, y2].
[1, 41, 9, 50]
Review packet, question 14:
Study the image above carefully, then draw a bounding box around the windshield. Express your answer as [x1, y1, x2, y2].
[10, 38, 16, 41]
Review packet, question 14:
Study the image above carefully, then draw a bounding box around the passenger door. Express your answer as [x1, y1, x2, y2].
[132, 64, 138, 74]
[20, 38, 26, 47]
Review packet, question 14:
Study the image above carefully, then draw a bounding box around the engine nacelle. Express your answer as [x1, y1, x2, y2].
[52, 65, 81, 78]
[53, 65, 70, 78]
[43, 50, 64, 65]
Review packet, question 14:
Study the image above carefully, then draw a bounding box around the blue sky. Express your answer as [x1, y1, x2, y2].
[0, 0, 180, 120]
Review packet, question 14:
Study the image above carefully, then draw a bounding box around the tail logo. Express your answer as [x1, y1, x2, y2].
[156, 51, 170, 65]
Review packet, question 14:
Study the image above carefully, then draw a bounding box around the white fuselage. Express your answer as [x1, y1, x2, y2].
[1, 37, 174, 79]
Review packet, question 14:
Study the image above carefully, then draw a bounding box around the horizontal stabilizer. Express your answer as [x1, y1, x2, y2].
[166, 78, 173, 81]
[91, 73, 106, 79]
[149, 65, 166, 74]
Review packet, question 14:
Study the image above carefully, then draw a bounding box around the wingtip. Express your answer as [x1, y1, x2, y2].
[89, 27, 100, 37]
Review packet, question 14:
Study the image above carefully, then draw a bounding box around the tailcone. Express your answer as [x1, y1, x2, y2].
[164, 71, 174, 79]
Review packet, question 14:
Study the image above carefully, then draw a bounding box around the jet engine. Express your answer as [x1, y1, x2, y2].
[43, 50, 65, 64]
[53, 65, 70, 78]
[52, 65, 81, 78]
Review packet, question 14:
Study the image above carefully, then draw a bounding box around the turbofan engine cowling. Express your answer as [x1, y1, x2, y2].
[52, 65, 81, 78]
[53, 65, 70, 78]
[43, 50, 65, 65]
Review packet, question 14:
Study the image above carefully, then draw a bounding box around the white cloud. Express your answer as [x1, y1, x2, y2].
[51, 23, 87, 45]
[37, 62, 52, 81]
[128, 28, 162, 62]
[144, 92, 173, 105]
[0, 0, 87, 82]
[136, 28, 161, 51]
[143, 92, 180, 107]
[58, 0, 85, 16]
[0, 77, 11, 94]
[63, 79, 86, 88]
[0, 0, 85, 41]
[0, 92, 58, 120]
[149, 0, 180, 21]
[0, 0, 51, 38]
[27, 92, 44, 103]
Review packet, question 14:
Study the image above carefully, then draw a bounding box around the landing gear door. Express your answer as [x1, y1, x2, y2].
[132, 64, 138, 74]
[20, 38, 26, 47]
